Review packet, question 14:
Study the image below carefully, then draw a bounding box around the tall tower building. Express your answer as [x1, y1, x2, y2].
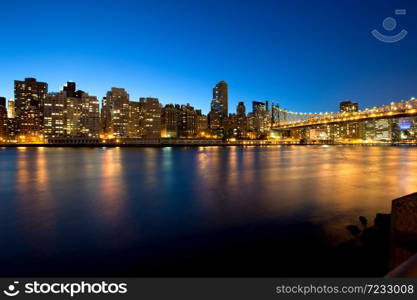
[196, 110, 208, 135]
[252, 101, 266, 114]
[128, 101, 145, 138]
[178, 104, 198, 138]
[14, 78, 48, 138]
[161, 104, 179, 138]
[208, 110, 220, 132]
[105, 88, 130, 137]
[141, 97, 161, 138]
[252, 101, 270, 136]
[43, 93, 65, 138]
[79, 93, 100, 137]
[211, 81, 228, 119]
[0, 97, 7, 141]
[100, 97, 112, 135]
[7, 100, 15, 119]
[236, 102, 247, 138]
[237, 102, 246, 117]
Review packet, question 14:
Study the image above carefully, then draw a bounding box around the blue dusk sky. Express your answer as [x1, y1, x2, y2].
[1, 0, 417, 114]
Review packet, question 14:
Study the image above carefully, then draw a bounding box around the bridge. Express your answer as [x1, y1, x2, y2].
[271, 98, 417, 143]
[274, 98, 417, 128]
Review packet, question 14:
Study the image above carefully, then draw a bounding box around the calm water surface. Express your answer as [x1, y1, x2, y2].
[1, 146, 416, 276]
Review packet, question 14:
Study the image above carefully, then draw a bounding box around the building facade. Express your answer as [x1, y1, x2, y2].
[211, 81, 228, 120]
[340, 101, 359, 113]
[14, 78, 48, 139]
[7, 100, 15, 119]
[141, 97, 161, 138]
[0, 97, 7, 141]
[43, 82, 100, 140]
[196, 110, 208, 136]
[252, 101, 271, 137]
[178, 104, 197, 138]
[161, 104, 179, 138]
[103, 88, 130, 137]
[235, 102, 248, 138]
[43, 93, 65, 138]
[128, 101, 145, 138]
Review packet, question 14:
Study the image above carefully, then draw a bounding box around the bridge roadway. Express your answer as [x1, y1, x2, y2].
[274, 99, 417, 129]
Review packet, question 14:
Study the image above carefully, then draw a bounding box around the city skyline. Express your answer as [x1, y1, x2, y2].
[1, 76, 417, 145]
[1, 0, 417, 114]
[3, 77, 256, 115]
[1, 75, 416, 115]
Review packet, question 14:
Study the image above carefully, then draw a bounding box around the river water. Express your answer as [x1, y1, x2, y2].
[1, 146, 416, 276]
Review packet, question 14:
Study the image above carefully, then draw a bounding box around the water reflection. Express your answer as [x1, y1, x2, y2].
[1, 146, 417, 276]
[99, 148, 127, 223]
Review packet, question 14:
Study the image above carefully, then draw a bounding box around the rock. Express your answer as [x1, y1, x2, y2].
[374, 213, 391, 230]
[346, 225, 361, 237]
[359, 216, 368, 227]
[390, 193, 417, 270]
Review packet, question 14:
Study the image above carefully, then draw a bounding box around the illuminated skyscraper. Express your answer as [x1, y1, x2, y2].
[178, 104, 198, 138]
[7, 100, 15, 119]
[196, 110, 208, 136]
[0, 97, 7, 141]
[340, 101, 359, 113]
[14, 78, 48, 138]
[252, 101, 265, 114]
[395, 117, 417, 141]
[211, 81, 228, 120]
[375, 119, 391, 142]
[235, 102, 247, 138]
[208, 110, 220, 132]
[252, 101, 271, 136]
[104, 88, 130, 137]
[128, 101, 145, 138]
[43, 93, 65, 138]
[237, 101, 246, 117]
[364, 119, 376, 141]
[100, 97, 111, 135]
[79, 93, 100, 137]
[6, 118, 17, 141]
[161, 104, 179, 138]
[141, 97, 161, 138]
